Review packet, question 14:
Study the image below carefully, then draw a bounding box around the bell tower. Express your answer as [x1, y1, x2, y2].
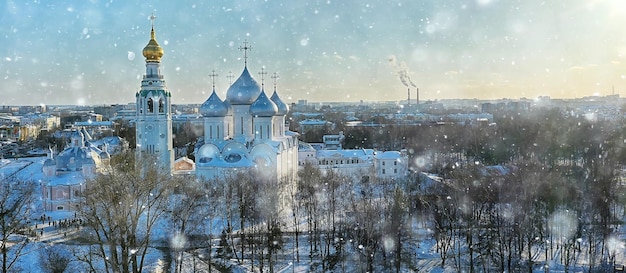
[135, 14, 173, 173]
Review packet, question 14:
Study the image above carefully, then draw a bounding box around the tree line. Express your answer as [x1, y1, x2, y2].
[2, 107, 626, 272]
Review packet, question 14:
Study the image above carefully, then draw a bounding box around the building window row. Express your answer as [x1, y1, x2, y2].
[318, 158, 360, 165]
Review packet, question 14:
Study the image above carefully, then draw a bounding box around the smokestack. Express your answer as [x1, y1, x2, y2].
[416, 87, 419, 105]
[407, 87, 411, 106]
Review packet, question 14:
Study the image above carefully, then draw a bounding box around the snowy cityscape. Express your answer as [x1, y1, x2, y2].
[3, 1, 626, 273]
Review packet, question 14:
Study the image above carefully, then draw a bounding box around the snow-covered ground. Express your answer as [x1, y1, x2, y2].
[4, 157, 626, 272]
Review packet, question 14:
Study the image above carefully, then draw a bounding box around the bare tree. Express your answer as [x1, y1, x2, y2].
[296, 163, 323, 261]
[0, 177, 36, 273]
[39, 245, 71, 273]
[254, 175, 284, 273]
[78, 151, 175, 273]
[167, 177, 217, 273]
[348, 176, 383, 272]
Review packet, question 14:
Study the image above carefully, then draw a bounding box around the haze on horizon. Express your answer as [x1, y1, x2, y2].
[1, 0, 625, 106]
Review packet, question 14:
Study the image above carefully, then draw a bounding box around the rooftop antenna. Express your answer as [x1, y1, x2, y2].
[238, 40, 253, 67]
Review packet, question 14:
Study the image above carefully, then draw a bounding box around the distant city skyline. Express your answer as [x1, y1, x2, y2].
[1, 0, 626, 105]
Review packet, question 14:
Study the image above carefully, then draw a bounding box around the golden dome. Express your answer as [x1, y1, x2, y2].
[142, 27, 164, 62]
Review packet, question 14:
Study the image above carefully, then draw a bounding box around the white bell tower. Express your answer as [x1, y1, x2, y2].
[135, 15, 173, 173]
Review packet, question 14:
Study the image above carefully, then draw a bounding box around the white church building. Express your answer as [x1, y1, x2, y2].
[135, 19, 298, 182]
[41, 129, 111, 211]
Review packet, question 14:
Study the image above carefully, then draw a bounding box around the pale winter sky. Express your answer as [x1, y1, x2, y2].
[1, 0, 625, 105]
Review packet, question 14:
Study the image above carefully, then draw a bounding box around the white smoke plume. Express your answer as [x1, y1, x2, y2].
[389, 55, 417, 87]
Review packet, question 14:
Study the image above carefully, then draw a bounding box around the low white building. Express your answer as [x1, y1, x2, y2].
[374, 150, 409, 179]
[299, 134, 410, 180]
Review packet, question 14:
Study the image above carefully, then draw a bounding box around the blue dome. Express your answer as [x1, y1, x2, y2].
[223, 99, 233, 115]
[270, 90, 289, 116]
[200, 90, 228, 117]
[226, 67, 262, 105]
[250, 90, 278, 117]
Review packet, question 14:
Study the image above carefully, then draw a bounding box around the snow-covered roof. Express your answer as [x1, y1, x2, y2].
[299, 119, 329, 125]
[73, 121, 114, 127]
[317, 149, 374, 160]
[55, 146, 101, 170]
[298, 141, 316, 152]
[45, 171, 87, 186]
[375, 150, 402, 160]
[0, 157, 44, 182]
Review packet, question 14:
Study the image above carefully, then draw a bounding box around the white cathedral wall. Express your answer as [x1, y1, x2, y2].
[289, 144, 298, 180]
[204, 117, 228, 142]
[232, 105, 254, 140]
[253, 117, 272, 141]
[272, 116, 286, 137]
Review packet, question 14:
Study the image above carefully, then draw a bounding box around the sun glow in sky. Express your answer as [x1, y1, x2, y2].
[1, 0, 625, 105]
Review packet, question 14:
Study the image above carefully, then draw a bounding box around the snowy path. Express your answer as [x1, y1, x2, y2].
[27, 220, 81, 244]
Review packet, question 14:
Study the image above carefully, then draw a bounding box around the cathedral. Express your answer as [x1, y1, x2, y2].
[135, 18, 298, 182]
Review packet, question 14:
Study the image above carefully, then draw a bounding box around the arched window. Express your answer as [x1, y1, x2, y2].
[159, 98, 164, 112]
[147, 98, 154, 113]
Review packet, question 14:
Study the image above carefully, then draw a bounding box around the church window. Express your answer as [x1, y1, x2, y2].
[382, 169, 386, 174]
[56, 189, 66, 199]
[241, 117, 244, 134]
[217, 127, 220, 138]
[394, 161, 398, 165]
[159, 98, 164, 112]
[148, 98, 154, 113]
[267, 125, 270, 139]
[209, 126, 213, 139]
[259, 126, 263, 138]
[382, 161, 385, 166]
[225, 153, 242, 163]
